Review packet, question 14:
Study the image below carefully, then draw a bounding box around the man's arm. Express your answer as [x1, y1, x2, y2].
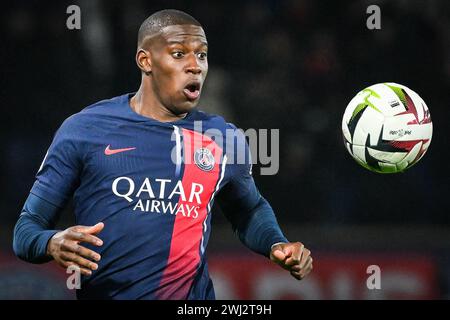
[13, 193, 61, 264]
[13, 193, 104, 275]
[217, 180, 313, 280]
[217, 180, 287, 257]
[217, 124, 313, 280]
[13, 116, 103, 275]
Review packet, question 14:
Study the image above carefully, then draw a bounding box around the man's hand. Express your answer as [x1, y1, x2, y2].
[270, 242, 313, 280]
[47, 222, 104, 276]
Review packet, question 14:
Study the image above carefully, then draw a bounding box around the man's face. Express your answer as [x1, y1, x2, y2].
[148, 24, 208, 114]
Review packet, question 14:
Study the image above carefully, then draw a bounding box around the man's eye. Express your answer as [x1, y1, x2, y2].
[197, 52, 207, 60]
[172, 52, 184, 58]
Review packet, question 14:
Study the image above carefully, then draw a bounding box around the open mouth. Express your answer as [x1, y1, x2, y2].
[183, 81, 201, 101]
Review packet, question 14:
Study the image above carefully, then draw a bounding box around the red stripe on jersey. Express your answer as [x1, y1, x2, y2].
[156, 128, 223, 299]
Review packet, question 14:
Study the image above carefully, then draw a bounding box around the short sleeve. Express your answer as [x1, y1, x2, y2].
[30, 116, 83, 207]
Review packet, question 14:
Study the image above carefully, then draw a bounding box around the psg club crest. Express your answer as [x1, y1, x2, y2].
[194, 148, 215, 172]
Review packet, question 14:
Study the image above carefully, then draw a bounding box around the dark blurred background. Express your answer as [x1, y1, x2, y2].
[1, 0, 449, 299]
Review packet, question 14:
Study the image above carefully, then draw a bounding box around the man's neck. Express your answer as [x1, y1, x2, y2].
[129, 83, 188, 122]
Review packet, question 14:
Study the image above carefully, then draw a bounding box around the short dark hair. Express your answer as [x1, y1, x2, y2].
[137, 9, 202, 47]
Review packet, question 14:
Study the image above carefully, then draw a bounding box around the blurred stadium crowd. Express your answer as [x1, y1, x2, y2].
[0, 0, 449, 299]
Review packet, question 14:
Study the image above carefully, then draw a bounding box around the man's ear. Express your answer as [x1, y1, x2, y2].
[136, 49, 152, 75]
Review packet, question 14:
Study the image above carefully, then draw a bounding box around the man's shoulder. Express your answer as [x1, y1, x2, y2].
[193, 110, 248, 162]
[192, 108, 224, 123]
[193, 109, 240, 133]
[59, 93, 128, 128]
[79, 93, 127, 117]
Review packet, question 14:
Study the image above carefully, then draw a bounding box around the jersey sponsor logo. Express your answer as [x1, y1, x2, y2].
[194, 148, 215, 172]
[112, 177, 203, 219]
[104, 144, 136, 155]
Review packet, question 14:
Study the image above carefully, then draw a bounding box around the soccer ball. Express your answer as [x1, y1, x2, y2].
[342, 83, 432, 173]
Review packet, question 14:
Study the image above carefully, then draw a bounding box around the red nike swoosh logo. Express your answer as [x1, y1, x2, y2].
[104, 145, 136, 155]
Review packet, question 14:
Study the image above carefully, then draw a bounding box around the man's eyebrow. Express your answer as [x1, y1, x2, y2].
[166, 39, 208, 46]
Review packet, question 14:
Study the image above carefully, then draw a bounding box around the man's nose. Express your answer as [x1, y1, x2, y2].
[185, 55, 202, 74]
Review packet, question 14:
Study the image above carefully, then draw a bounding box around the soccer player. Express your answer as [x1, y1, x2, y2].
[13, 9, 313, 299]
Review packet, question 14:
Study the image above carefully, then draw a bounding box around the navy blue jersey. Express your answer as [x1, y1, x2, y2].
[30, 93, 259, 299]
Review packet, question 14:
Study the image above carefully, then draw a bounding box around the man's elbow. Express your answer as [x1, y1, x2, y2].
[12, 220, 28, 261]
[12, 215, 40, 263]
